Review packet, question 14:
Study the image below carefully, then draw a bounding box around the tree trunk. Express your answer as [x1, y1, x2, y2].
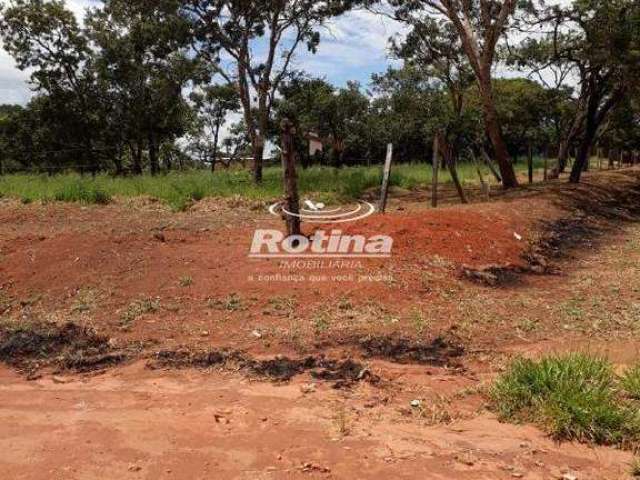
[212, 118, 221, 173]
[131, 143, 143, 175]
[478, 77, 518, 189]
[570, 108, 598, 183]
[431, 135, 440, 208]
[553, 140, 571, 178]
[570, 135, 594, 183]
[252, 137, 264, 183]
[113, 149, 124, 176]
[441, 138, 468, 204]
[149, 133, 159, 176]
[481, 149, 502, 183]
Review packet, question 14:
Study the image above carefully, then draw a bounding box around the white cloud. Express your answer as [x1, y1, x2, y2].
[0, 49, 31, 104]
[290, 9, 405, 85]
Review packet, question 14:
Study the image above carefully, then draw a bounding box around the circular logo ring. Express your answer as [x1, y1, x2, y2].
[268, 200, 376, 224]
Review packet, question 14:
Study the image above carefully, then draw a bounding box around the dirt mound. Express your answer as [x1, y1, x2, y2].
[461, 173, 640, 287]
[0, 321, 128, 374]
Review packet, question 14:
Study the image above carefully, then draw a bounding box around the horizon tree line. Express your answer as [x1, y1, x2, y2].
[0, 0, 638, 187]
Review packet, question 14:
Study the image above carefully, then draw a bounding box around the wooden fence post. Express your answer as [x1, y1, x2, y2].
[543, 146, 549, 181]
[281, 118, 301, 236]
[609, 150, 614, 169]
[470, 149, 489, 199]
[598, 148, 603, 170]
[378, 143, 393, 214]
[431, 135, 439, 208]
[528, 145, 534, 184]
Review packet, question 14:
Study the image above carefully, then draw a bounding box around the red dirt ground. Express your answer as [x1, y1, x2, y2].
[0, 194, 545, 352]
[2, 168, 640, 479]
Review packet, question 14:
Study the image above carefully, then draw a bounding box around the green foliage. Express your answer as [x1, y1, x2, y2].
[491, 354, 640, 447]
[622, 364, 640, 400]
[276, 77, 371, 165]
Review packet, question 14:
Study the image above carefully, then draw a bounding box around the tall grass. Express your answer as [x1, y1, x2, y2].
[0, 159, 549, 211]
[491, 353, 640, 448]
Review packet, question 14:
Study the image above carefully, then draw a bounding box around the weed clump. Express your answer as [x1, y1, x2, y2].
[54, 180, 111, 204]
[622, 364, 640, 400]
[491, 353, 640, 448]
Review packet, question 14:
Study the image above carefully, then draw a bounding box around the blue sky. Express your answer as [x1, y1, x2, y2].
[0, 2, 404, 105]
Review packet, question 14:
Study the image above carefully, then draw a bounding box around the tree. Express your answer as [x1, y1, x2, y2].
[391, 17, 482, 197]
[183, 0, 357, 183]
[599, 91, 640, 158]
[370, 66, 444, 163]
[88, 0, 196, 175]
[277, 77, 370, 166]
[189, 84, 240, 171]
[491, 78, 550, 160]
[0, 0, 103, 172]
[375, 0, 521, 188]
[0, 105, 24, 174]
[515, 0, 640, 183]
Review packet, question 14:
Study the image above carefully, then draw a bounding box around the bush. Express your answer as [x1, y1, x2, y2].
[491, 353, 640, 447]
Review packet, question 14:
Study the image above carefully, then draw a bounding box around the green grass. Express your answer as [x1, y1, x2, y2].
[0, 159, 549, 211]
[622, 364, 640, 400]
[491, 353, 640, 448]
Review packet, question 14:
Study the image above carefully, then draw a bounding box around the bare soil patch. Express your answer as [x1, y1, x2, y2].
[2, 168, 640, 478]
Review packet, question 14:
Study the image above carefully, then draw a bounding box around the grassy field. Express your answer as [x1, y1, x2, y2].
[0, 159, 549, 211]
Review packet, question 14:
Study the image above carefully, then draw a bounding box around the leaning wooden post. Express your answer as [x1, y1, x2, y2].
[470, 149, 489, 199]
[378, 143, 393, 214]
[281, 118, 301, 236]
[431, 135, 440, 208]
[481, 149, 502, 183]
[609, 149, 614, 169]
[598, 148, 603, 170]
[527, 145, 534, 184]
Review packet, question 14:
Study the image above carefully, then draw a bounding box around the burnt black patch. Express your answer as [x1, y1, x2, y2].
[357, 336, 464, 366]
[149, 349, 377, 386]
[0, 321, 129, 374]
[152, 349, 235, 369]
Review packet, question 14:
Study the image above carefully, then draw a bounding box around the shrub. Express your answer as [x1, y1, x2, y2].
[491, 353, 640, 447]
